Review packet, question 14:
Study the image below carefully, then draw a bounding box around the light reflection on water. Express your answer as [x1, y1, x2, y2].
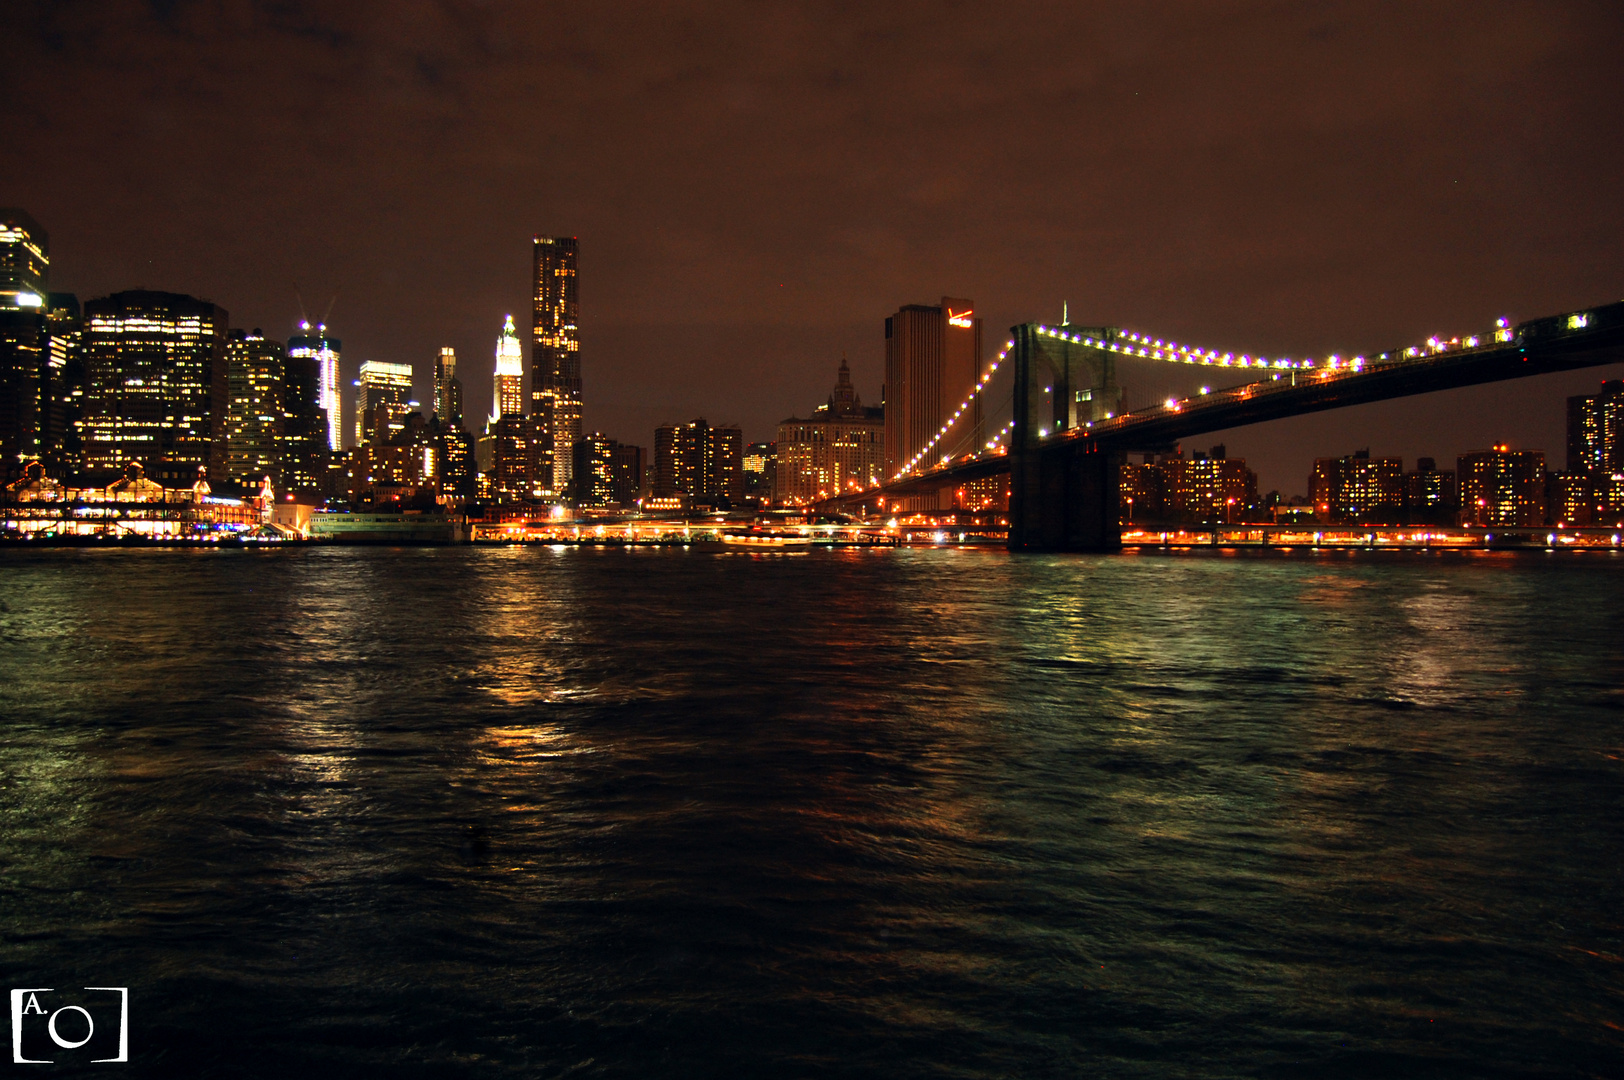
[0, 545, 1620, 1078]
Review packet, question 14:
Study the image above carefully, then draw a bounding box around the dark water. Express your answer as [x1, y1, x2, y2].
[1, 546, 1621, 1078]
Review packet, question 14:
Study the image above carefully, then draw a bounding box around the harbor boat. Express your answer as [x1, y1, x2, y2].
[308, 511, 464, 544]
[718, 529, 813, 547]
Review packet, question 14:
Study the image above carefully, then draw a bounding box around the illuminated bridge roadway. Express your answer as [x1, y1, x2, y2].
[819, 300, 1624, 551]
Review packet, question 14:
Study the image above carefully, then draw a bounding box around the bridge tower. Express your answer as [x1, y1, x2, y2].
[1008, 322, 1127, 552]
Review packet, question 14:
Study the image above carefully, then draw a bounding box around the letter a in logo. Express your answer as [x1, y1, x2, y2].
[11, 988, 53, 1064]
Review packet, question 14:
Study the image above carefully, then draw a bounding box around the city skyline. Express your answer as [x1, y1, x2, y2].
[8, 203, 1622, 502]
[5, 5, 1622, 496]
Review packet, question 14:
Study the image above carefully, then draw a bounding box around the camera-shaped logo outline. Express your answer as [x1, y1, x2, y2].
[10, 987, 129, 1064]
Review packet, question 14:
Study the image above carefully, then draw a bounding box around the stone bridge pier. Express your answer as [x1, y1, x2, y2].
[1007, 322, 1127, 552]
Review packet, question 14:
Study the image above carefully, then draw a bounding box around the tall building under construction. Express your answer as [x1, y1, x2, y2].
[532, 236, 581, 493]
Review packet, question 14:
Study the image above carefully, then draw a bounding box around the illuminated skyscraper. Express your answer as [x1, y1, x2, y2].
[884, 297, 981, 507]
[224, 329, 284, 486]
[654, 418, 743, 505]
[355, 360, 414, 445]
[743, 441, 774, 505]
[492, 314, 524, 421]
[81, 290, 230, 485]
[532, 236, 581, 490]
[280, 343, 328, 495]
[571, 432, 616, 506]
[0, 209, 49, 470]
[1567, 380, 1624, 474]
[40, 293, 82, 479]
[0, 207, 47, 308]
[776, 358, 885, 505]
[486, 416, 531, 503]
[288, 323, 341, 451]
[434, 346, 463, 428]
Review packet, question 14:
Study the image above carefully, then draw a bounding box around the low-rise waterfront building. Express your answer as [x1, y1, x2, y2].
[1458, 445, 1545, 527]
[1310, 449, 1405, 523]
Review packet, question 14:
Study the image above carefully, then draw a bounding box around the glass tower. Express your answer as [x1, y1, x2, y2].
[224, 329, 285, 486]
[355, 360, 414, 445]
[81, 290, 230, 485]
[434, 346, 463, 428]
[0, 209, 49, 468]
[288, 322, 342, 451]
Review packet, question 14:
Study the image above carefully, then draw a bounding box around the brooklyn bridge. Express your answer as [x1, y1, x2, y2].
[819, 301, 1624, 551]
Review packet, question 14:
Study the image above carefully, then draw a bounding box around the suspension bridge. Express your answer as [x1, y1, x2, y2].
[818, 300, 1624, 550]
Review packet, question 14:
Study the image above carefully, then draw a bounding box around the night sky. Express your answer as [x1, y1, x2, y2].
[6, 1, 1623, 494]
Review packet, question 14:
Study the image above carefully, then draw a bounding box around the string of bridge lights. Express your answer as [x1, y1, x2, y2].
[894, 340, 1016, 479]
[1035, 320, 1515, 371]
[1037, 325, 1357, 371]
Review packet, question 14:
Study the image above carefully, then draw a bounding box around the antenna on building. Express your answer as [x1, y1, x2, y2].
[1062, 301, 1068, 326]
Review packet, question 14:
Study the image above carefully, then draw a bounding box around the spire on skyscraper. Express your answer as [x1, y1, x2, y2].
[492, 314, 524, 421]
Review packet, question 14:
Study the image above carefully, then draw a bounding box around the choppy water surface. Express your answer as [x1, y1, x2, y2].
[0, 546, 1621, 1078]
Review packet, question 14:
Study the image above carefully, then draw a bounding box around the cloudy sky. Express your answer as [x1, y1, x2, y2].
[5, 0, 1622, 492]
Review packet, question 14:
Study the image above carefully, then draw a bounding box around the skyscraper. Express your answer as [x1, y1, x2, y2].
[612, 443, 646, 505]
[81, 290, 229, 485]
[355, 360, 414, 445]
[0, 207, 47, 308]
[571, 432, 616, 506]
[1567, 380, 1624, 474]
[743, 441, 775, 505]
[654, 418, 743, 505]
[288, 323, 341, 451]
[884, 297, 982, 506]
[280, 342, 329, 495]
[532, 236, 581, 491]
[1566, 380, 1624, 521]
[434, 346, 463, 428]
[492, 314, 524, 421]
[775, 358, 885, 505]
[486, 416, 532, 503]
[0, 209, 49, 471]
[437, 423, 475, 501]
[224, 329, 285, 486]
[40, 292, 83, 479]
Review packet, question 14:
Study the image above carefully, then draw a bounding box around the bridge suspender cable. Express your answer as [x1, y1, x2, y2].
[896, 340, 1015, 479]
